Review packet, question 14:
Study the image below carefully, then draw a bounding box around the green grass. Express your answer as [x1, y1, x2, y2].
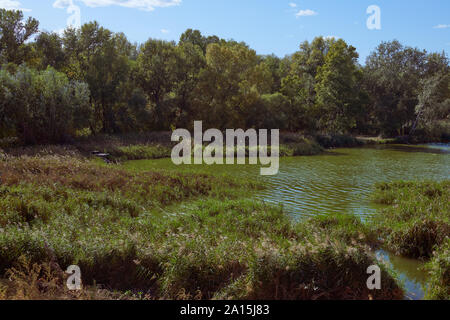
[425, 238, 450, 300]
[368, 181, 449, 259]
[109, 145, 172, 161]
[0, 155, 403, 300]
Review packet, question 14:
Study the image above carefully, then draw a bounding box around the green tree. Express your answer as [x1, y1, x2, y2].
[279, 37, 336, 131]
[315, 39, 365, 133]
[172, 42, 206, 127]
[413, 72, 450, 138]
[34, 32, 66, 70]
[136, 39, 179, 129]
[179, 29, 221, 54]
[364, 40, 428, 136]
[0, 9, 39, 65]
[0, 66, 91, 144]
[192, 41, 272, 129]
[62, 23, 137, 133]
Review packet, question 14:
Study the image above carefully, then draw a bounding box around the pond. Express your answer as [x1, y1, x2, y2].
[123, 143, 450, 299]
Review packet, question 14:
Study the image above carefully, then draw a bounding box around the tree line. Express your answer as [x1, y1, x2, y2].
[0, 9, 448, 145]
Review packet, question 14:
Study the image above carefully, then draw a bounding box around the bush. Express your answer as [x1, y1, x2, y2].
[0, 66, 92, 144]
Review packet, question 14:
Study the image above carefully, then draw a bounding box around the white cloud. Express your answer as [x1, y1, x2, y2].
[289, 3, 297, 8]
[0, 0, 31, 11]
[61, 0, 182, 12]
[161, 28, 169, 34]
[295, 9, 317, 18]
[433, 24, 450, 29]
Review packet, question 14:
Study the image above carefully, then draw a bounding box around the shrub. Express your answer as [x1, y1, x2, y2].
[0, 66, 92, 144]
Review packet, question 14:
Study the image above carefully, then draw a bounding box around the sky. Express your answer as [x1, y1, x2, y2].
[1, 0, 449, 63]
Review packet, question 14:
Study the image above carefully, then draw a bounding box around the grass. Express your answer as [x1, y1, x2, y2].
[109, 145, 172, 161]
[1, 132, 349, 162]
[425, 238, 450, 300]
[0, 154, 403, 300]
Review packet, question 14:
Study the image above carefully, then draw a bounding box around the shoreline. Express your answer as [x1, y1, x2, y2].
[2, 132, 448, 162]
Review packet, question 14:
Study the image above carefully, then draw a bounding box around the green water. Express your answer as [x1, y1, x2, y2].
[124, 144, 449, 218]
[123, 143, 450, 299]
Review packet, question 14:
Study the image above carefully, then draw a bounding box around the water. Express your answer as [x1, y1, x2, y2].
[255, 144, 450, 217]
[124, 144, 449, 218]
[376, 250, 429, 300]
[123, 143, 450, 299]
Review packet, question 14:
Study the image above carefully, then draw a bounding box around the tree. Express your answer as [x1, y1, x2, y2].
[192, 41, 272, 129]
[34, 32, 66, 70]
[0, 9, 39, 65]
[279, 37, 336, 131]
[172, 42, 206, 127]
[179, 29, 221, 54]
[0, 66, 91, 144]
[62, 22, 137, 133]
[364, 40, 428, 136]
[136, 39, 179, 129]
[412, 72, 450, 137]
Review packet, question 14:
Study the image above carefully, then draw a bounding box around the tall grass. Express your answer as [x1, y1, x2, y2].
[425, 239, 449, 300]
[368, 181, 449, 259]
[0, 155, 403, 300]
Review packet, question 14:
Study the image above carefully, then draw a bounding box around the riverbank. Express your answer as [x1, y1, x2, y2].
[0, 132, 391, 162]
[0, 154, 404, 300]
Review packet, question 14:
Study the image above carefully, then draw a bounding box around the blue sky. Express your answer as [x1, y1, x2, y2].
[1, 0, 449, 62]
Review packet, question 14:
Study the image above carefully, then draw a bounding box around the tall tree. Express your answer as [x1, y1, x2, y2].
[136, 39, 179, 129]
[192, 41, 272, 129]
[0, 9, 39, 65]
[34, 32, 65, 70]
[315, 39, 365, 133]
[279, 37, 336, 131]
[364, 40, 428, 136]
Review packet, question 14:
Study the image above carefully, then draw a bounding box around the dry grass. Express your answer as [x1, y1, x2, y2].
[0, 256, 132, 300]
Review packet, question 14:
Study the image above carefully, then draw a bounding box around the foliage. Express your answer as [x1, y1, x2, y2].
[0, 66, 91, 144]
[0, 9, 39, 65]
[1, 9, 448, 144]
[425, 239, 450, 300]
[363, 41, 449, 136]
